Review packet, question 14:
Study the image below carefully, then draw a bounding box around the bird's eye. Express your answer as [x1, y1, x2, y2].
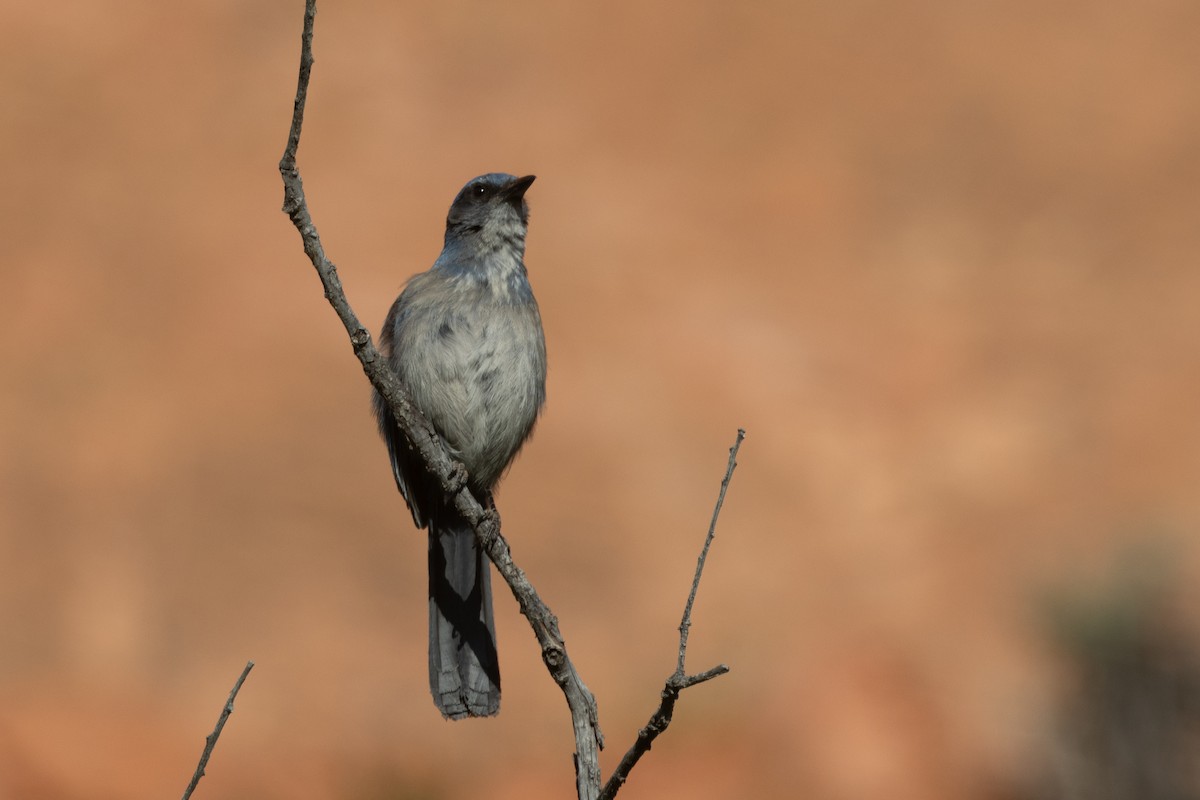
[473, 184, 489, 199]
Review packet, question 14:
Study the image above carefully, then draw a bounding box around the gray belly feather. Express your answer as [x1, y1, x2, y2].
[394, 284, 546, 491]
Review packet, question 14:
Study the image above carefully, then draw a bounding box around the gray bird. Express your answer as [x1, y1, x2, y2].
[373, 173, 547, 719]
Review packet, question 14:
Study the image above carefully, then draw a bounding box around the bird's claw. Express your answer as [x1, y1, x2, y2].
[445, 462, 469, 494]
[482, 505, 502, 529]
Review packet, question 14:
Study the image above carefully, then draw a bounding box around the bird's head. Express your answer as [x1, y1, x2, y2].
[444, 173, 535, 245]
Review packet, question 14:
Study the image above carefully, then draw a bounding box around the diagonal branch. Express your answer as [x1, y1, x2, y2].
[277, 3, 604, 798]
[599, 430, 743, 800]
[181, 661, 255, 800]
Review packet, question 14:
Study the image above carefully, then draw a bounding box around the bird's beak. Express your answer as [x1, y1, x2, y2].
[503, 174, 536, 199]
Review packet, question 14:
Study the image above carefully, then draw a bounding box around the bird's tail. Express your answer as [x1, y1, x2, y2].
[427, 519, 500, 719]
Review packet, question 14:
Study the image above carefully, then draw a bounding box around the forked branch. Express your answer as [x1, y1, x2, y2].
[278, 4, 737, 798]
[600, 431, 742, 799]
[278, 3, 602, 796]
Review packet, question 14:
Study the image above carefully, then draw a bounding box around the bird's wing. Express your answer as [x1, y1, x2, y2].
[373, 391, 426, 529]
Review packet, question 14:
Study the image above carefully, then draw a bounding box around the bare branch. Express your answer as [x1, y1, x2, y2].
[279, 7, 739, 798]
[181, 660, 255, 800]
[278, 3, 604, 797]
[677, 428, 743, 675]
[600, 430, 744, 800]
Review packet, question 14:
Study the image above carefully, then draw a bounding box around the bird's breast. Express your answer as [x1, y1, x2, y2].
[394, 278, 546, 490]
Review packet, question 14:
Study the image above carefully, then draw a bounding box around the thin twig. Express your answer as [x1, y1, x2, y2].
[181, 661, 255, 800]
[599, 430, 743, 800]
[677, 428, 742, 675]
[278, 3, 604, 798]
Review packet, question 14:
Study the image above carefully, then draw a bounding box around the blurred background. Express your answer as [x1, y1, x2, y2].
[2, 1, 1199, 798]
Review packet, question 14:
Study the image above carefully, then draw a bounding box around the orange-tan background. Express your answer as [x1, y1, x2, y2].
[2, 2, 1199, 798]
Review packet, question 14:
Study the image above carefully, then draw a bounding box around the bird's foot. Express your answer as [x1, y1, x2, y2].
[445, 461, 470, 496]
[478, 493, 502, 532]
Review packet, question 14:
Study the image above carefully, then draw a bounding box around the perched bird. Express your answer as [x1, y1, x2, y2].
[373, 173, 547, 719]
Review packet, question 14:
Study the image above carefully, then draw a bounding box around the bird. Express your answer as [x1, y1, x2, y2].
[372, 173, 547, 719]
